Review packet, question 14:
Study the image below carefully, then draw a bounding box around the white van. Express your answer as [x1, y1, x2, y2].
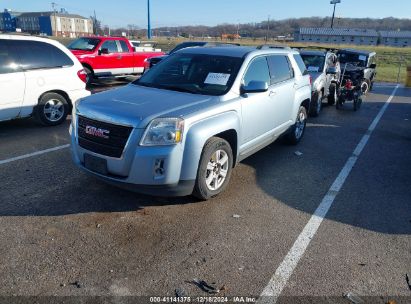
[0, 34, 90, 126]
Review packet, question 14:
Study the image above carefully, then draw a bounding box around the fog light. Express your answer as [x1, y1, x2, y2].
[154, 159, 165, 177]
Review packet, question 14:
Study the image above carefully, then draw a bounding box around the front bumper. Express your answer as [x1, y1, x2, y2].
[70, 118, 195, 197]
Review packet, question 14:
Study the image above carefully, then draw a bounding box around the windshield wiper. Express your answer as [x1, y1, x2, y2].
[160, 85, 200, 94]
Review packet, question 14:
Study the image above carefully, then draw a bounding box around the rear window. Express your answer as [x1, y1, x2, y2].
[0, 40, 21, 74]
[118, 40, 130, 53]
[293, 54, 308, 75]
[9, 40, 74, 70]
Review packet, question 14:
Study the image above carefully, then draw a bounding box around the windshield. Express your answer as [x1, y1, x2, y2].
[68, 38, 101, 51]
[301, 54, 325, 72]
[133, 53, 243, 96]
[338, 52, 368, 68]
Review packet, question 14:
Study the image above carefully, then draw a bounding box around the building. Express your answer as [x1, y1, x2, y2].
[380, 31, 411, 47]
[295, 28, 379, 46]
[0, 8, 93, 37]
[0, 9, 21, 32]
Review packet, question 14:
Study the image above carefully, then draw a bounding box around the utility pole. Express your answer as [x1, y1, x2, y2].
[51, 2, 57, 36]
[93, 10, 97, 35]
[147, 0, 151, 39]
[330, 0, 341, 28]
[266, 15, 270, 42]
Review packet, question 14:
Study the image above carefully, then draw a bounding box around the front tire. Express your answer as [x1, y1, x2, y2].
[309, 91, 322, 117]
[33, 92, 69, 126]
[285, 106, 307, 145]
[193, 137, 233, 200]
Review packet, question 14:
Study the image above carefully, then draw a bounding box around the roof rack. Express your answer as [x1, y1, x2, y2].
[257, 44, 291, 50]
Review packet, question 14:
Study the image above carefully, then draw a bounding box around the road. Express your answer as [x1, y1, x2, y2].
[0, 82, 410, 303]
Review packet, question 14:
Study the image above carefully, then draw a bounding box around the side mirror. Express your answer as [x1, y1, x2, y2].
[326, 67, 337, 75]
[241, 81, 269, 94]
[369, 63, 377, 69]
[98, 48, 109, 55]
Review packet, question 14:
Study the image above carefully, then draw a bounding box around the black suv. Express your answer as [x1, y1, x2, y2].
[337, 49, 377, 94]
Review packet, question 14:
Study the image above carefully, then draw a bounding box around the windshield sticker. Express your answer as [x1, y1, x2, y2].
[204, 73, 230, 85]
[359, 55, 367, 61]
[86, 44, 95, 50]
[307, 66, 320, 72]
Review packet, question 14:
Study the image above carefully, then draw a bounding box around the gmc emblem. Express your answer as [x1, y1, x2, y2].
[85, 125, 110, 139]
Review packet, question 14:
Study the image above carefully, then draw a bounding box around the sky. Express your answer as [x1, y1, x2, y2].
[2, 0, 410, 28]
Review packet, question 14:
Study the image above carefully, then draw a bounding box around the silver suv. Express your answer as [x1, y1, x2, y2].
[70, 47, 311, 199]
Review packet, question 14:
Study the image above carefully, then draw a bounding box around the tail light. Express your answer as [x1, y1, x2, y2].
[309, 74, 312, 85]
[143, 58, 151, 73]
[345, 79, 353, 90]
[77, 69, 88, 83]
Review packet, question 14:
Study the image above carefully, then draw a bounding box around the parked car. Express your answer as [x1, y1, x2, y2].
[0, 34, 90, 126]
[129, 40, 162, 52]
[337, 49, 377, 94]
[300, 49, 341, 114]
[70, 46, 311, 199]
[68, 36, 165, 84]
[143, 41, 240, 72]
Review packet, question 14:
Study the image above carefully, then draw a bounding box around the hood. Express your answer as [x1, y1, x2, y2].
[76, 84, 216, 128]
[308, 71, 323, 83]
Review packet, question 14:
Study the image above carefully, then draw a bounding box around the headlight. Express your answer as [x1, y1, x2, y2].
[140, 118, 184, 146]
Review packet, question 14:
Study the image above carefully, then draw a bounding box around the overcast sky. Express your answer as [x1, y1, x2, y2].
[2, 0, 410, 28]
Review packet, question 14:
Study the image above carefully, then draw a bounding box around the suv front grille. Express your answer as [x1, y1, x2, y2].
[77, 116, 132, 158]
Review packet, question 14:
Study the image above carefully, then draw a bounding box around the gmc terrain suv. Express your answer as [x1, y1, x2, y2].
[70, 47, 311, 199]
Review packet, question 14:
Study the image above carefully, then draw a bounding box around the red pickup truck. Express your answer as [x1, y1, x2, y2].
[68, 36, 164, 84]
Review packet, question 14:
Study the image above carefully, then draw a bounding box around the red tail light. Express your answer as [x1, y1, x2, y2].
[143, 58, 151, 72]
[77, 69, 88, 83]
[309, 74, 312, 85]
[345, 79, 353, 90]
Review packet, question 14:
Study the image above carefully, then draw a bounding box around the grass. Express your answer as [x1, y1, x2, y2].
[53, 36, 411, 84]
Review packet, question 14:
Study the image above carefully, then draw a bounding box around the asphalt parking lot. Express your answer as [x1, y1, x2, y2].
[0, 81, 410, 303]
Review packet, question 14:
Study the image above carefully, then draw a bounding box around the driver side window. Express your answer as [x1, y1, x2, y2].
[243, 56, 270, 87]
[100, 40, 119, 53]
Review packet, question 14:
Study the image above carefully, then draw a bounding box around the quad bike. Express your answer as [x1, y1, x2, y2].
[336, 64, 363, 111]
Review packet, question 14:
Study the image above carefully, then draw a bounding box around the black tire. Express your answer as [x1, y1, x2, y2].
[193, 137, 233, 200]
[83, 66, 94, 86]
[285, 106, 307, 145]
[361, 79, 370, 95]
[328, 83, 337, 105]
[33, 92, 69, 126]
[309, 91, 322, 117]
[336, 96, 343, 110]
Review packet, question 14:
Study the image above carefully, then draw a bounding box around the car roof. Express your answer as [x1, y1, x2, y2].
[338, 48, 375, 56]
[177, 46, 298, 58]
[0, 34, 64, 47]
[300, 50, 326, 56]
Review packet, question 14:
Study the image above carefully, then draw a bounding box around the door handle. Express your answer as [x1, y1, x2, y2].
[269, 90, 277, 97]
[116, 56, 122, 60]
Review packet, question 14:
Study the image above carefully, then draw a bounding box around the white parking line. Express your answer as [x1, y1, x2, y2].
[258, 84, 400, 303]
[0, 144, 70, 166]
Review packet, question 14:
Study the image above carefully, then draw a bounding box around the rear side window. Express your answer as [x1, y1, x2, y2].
[0, 40, 21, 74]
[267, 55, 294, 84]
[293, 54, 308, 76]
[118, 40, 130, 53]
[243, 56, 270, 87]
[9, 40, 74, 71]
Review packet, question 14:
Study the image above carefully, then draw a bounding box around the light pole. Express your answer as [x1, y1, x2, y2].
[330, 0, 341, 28]
[147, 0, 151, 39]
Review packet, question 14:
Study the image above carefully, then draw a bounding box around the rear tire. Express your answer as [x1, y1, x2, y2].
[328, 83, 337, 105]
[33, 92, 69, 126]
[285, 106, 307, 145]
[193, 137, 233, 200]
[361, 79, 370, 95]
